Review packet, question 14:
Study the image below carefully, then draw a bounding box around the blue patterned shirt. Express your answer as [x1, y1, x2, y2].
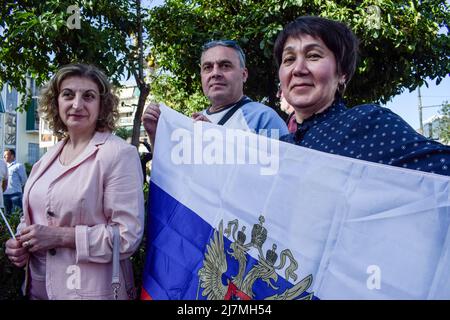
[280, 100, 450, 176]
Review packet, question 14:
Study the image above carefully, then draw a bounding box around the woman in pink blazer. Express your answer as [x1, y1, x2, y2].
[5, 64, 145, 300]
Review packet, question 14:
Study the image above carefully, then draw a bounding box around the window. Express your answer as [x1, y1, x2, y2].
[5, 84, 18, 112]
[28, 143, 40, 164]
[0, 95, 5, 113]
[26, 97, 39, 131]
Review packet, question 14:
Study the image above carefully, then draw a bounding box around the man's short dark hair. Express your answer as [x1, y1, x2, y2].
[201, 40, 246, 68]
[4, 149, 15, 157]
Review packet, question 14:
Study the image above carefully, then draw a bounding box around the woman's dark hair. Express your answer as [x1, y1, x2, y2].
[274, 16, 359, 86]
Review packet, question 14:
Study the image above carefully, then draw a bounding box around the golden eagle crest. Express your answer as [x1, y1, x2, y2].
[197, 215, 314, 300]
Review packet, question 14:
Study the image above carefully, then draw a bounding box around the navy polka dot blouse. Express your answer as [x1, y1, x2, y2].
[280, 100, 450, 176]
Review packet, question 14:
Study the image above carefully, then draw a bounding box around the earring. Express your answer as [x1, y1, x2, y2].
[337, 81, 347, 96]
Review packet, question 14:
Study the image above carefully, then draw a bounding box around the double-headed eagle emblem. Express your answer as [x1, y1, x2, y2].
[197, 215, 314, 300]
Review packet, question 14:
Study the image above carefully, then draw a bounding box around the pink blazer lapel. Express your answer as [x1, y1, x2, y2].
[22, 131, 111, 225]
[22, 139, 65, 225]
[63, 131, 110, 170]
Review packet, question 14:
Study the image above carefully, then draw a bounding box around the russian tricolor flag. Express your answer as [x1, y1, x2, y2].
[141, 104, 450, 300]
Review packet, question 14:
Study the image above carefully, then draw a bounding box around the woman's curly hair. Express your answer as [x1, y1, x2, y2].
[39, 63, 120, 139]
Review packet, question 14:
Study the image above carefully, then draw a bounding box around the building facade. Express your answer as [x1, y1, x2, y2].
[0, 79, 41, 166]
[116, 85, 151, 153]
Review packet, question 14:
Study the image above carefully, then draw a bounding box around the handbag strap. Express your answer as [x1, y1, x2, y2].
[217, 96, 252, 125]
[112, 225, 121, 300]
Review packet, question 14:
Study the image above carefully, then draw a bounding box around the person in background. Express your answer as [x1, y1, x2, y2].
[142, 40, 288, 149]
[277, 88, 297, 133]
[3, 149, 27, 215]
[5, 63, 145, 300]
[274, 16, 450, 175]
[140, 139, 153, 184]
[0, 158, 8, 215]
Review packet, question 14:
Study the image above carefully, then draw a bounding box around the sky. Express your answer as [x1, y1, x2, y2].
[384, 77, 450, 130]
[144, 0, 449, 130]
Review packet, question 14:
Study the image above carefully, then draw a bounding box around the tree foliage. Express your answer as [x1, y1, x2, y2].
[438, 101, 450, 144]
[1, 1, 449, 137]
[114, 126, 133, 140]
[0, 0, 151, 147]
[147, 0, 450, 112]
[0, 211, 25, 299]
